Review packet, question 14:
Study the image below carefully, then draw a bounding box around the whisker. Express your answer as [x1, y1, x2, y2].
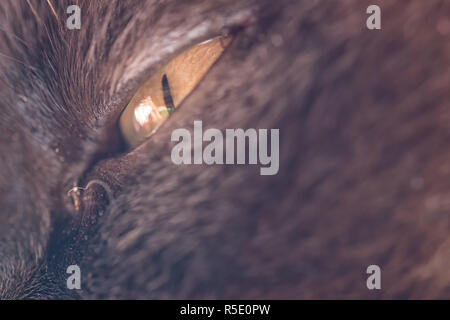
[46, 0, 60, 22]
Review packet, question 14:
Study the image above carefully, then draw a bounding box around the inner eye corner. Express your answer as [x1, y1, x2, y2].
[118, 35, 233, 150]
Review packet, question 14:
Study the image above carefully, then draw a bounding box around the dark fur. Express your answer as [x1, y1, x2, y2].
[0, 0, 449, 299]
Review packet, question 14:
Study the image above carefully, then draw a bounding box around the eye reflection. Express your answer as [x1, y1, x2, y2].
[119, 35, 232, 149]
[133, 99, 167, 132]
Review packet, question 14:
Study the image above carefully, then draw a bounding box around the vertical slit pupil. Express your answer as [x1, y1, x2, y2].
[162, 74, 175, 114]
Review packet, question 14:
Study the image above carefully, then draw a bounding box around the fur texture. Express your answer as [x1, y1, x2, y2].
[0, 0, 449, 299]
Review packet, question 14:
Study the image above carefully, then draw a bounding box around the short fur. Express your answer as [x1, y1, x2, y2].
[0, 0, 449, 299]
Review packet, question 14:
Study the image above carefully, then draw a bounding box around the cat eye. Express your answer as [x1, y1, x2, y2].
[119, 35, 232, 149]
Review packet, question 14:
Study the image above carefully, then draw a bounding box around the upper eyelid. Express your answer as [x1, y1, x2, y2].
[119, 29, 227, 97]
[113, 30, 222, 115]
[114, 2, 257, 99]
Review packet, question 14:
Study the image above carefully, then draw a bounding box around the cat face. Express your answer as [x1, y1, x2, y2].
[0, 0, 449, 299]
